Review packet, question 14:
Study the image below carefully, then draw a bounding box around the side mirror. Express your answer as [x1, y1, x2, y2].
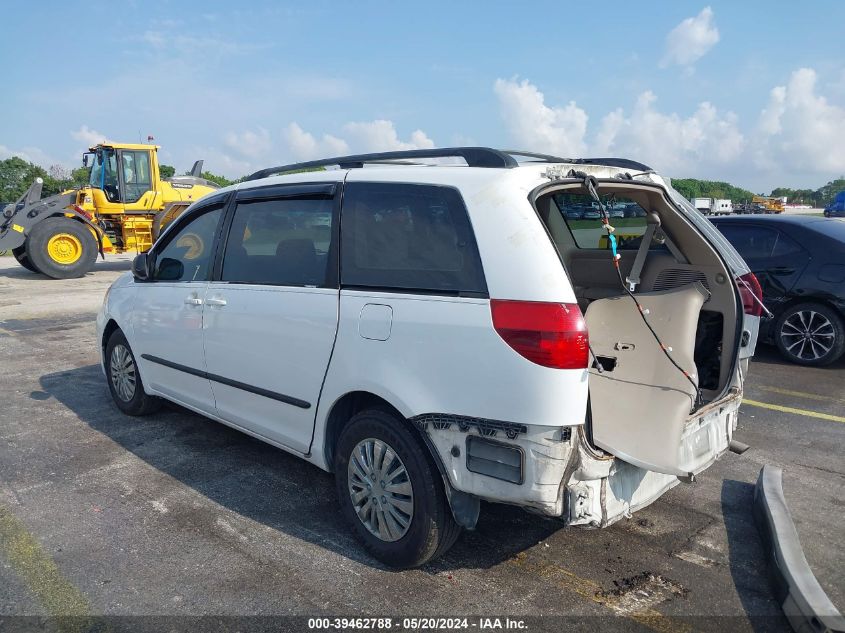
[82, 154, 88, 167]
[156, 257, 184, 281]
[132, 253, 151, 281]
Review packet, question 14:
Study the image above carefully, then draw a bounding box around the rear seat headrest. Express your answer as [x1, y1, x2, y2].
[276, 238, 316, 259]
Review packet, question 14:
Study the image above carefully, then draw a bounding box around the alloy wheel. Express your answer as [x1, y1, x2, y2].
[780, 309, 836, 362]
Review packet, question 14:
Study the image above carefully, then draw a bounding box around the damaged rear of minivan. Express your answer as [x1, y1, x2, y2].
[422, 162, 761, 532]
[529, 168, 760, 526]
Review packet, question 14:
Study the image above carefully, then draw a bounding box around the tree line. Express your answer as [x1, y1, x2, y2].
[2, 154, 843, 207]
[671, 176, 845, 207]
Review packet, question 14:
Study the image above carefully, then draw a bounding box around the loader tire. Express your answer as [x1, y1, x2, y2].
[12, 245, 39, 273]
[26, 217, 97, 279]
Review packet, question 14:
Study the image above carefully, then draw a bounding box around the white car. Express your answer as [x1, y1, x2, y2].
[97, 148, 761, 568]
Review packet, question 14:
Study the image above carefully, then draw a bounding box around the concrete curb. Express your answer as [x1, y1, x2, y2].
[753, 465, 845, 633]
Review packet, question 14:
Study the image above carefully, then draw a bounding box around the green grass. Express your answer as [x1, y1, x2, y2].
[568, 217, 647, 230]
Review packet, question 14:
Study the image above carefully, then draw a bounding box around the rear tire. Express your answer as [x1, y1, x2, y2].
[105, 330, 162, 416]
[25, 217, 97, 279]
[334, 409, 460, 568]
[775, 303, 845, 366]
[12, 245, 39, 272]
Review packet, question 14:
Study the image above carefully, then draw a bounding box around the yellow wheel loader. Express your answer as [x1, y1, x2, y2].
[751, 195, 786, 214]
[0, 143, 220, 278]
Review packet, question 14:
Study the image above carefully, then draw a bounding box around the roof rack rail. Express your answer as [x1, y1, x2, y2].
[244, 147, 519, 181]
[502, 150, 653, 172]
[502, 149, 573, 163]
[569, 157, 653, 172]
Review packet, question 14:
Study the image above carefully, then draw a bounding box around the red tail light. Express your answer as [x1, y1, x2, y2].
[737, 272, 763, 317]
[490, 300, 588, 369]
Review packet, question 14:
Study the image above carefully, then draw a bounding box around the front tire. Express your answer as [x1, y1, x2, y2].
[775, 303, 845, 366]
[12, 245, 39, 272]
[105, 330, 161, 415]
[334, 409, 460, 568]
[25, 217, 97, 279]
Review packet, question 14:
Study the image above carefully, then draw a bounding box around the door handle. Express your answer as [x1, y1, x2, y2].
[205, 297, 227, 307]
[771, 267, 795, 274]
[184, 297, 203, 305]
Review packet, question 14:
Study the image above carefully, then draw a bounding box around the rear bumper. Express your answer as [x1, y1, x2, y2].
[423, 422, 575, 517]
[422, 391, 741, 524]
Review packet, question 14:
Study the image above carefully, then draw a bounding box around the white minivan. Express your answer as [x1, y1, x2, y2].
[97, 148, 760, 568]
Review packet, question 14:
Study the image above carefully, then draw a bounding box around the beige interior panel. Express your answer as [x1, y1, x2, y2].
[585, 282, 708, 475]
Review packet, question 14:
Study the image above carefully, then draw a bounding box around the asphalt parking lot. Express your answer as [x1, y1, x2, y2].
[1, 255, 842, 631]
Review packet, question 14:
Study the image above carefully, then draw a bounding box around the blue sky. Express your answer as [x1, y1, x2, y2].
[1, 1, 844, 192]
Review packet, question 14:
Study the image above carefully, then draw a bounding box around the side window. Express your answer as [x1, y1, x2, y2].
[122, 151, 152, 203]
[718, 225, 778, 260]
[221, 196, 335, 286]
[551, 193, 660, 250]
[772, 231, 805, 258]
[340, 182, 486, 295]
[152, 204, 224, 282]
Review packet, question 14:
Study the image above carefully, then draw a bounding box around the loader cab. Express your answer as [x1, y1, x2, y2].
[86, 145, 155, 206]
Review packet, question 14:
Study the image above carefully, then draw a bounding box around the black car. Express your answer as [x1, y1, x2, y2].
[711, 215, 845, 366]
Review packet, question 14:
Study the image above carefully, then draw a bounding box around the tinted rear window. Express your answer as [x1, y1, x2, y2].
[716, 225, 779, 259]
[716, 223, 807, 260]
[340, 182, 486, 295]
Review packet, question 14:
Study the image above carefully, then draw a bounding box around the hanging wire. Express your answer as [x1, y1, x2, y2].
[582, 176, 702, 408]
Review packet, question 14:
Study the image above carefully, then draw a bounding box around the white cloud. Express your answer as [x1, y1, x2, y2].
[223, 128, 273, 160]
[186, 144, 255, 179]
[493, 77, 742, 173]
[593, 91, 744, 172]
[661, 7, 719, 69]
[71, 125, 108, 147]
[753, 68, 845, 173]
[0, 144, 59, 167]
[280, 120, 434, 160]
[140, 30, 167, 49]
[185, 120, 437, 178]
[342, 120, 435, 153]
[283, 123, 349, 161]
[137, 24, 264, 60]
[493, 78, 588, 156]
[492, 70, 845, 190]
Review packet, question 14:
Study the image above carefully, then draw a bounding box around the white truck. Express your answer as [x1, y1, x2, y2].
[692, 197, 732, 215]
[712, 199, 733, 215]
[693, 197, 713, 214]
